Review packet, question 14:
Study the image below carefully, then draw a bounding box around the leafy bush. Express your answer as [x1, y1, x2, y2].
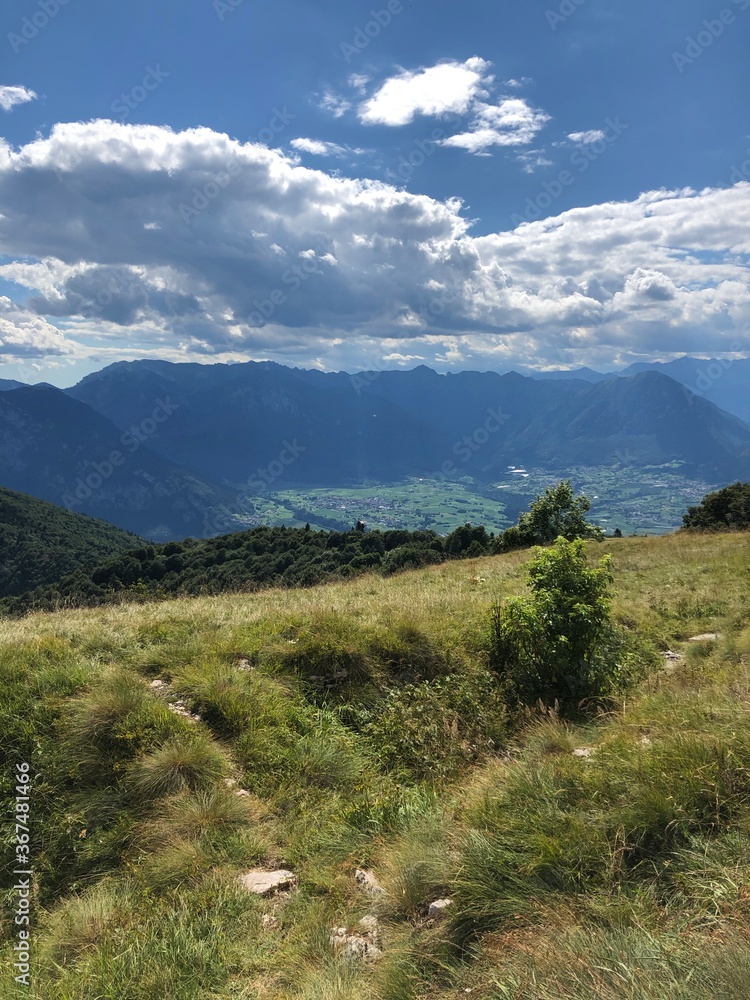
[489, 537, 625, 715]
[495, 480, 603, 552]
[682, 481, 750, 531]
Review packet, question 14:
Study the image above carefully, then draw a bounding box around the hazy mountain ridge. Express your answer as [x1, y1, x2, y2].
[1, 360, 749, 540]
[518, 356, 750, 425]
[68, 360, 750, 484]
[0, 385, 235, 539]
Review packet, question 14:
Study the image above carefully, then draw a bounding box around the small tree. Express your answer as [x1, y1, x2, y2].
[682, 482, 750, 531]
[489, 537, 621, 715]
[495, 480, 603, 551]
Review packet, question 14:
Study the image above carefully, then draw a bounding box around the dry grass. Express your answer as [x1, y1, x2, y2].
[1, 532, 745, 657]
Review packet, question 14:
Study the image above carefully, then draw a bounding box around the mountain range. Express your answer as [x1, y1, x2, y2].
[1, 357, 749, 539]
[522, 356, 750, 425]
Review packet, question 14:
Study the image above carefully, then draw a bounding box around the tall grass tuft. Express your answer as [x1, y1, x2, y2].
[126, 732, 232, 801]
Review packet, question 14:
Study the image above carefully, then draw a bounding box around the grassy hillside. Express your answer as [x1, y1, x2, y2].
[0, 487, 141, 599]
[1, 532, 750, 998]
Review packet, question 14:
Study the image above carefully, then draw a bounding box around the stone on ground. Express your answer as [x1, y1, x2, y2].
[330, 916, 382, 962]
[237, 869, 297, 896]
[428, 898, 453, 918]
[355, 868, 384, 895]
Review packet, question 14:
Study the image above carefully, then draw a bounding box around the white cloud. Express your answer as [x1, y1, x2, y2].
[290, 137, 363, 158]
[567, 129, 607, 144]
[382, 353, 425, 363]
[348, 73, 370, 95]
[0, 85, 37, 112]
[0, 121, 747, 373]
[515, 149, 553, 174]
[319, 88, 351, 118]
[349, 59, 549, 157]
[0, 297, 71, 358]
[358, 57, 492, 126]
[441, 98, 551, 153]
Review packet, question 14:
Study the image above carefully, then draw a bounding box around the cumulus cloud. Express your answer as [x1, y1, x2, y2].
[0, 121, 748, 373]
[441, 98, 551, 154]
[0, 297, 72, 358]
[358, 57, 492, 126]
[0, 85, 37, 112]
[335, 57, 549, 158]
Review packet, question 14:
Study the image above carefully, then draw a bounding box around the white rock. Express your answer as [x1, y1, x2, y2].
[330, 923, 382, 962]
[262, 914, 280, 931]
[428, 898, 453, 918]
[237, 869, 297, 896]
[355, 869, 384, 895]
[688, 633, 720, 642]
[167, 700, 202, 722]
[237, 658, 253, 672]
[358, 915, 380, 944]
[572, 748, 593, 758]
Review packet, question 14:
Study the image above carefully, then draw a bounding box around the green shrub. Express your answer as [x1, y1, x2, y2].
[495, 480, 603, 552]
[489, 537, 625, 715]
[682, 481, 750, 531]
[147, 788, 255, 841]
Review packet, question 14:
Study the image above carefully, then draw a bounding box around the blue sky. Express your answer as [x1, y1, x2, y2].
[0, 0, 748, 385]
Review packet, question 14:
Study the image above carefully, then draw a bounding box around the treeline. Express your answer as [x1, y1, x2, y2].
[682, 482, 750, 531]
[0, 522, 498, 615]
[0, 481, 606, 616]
